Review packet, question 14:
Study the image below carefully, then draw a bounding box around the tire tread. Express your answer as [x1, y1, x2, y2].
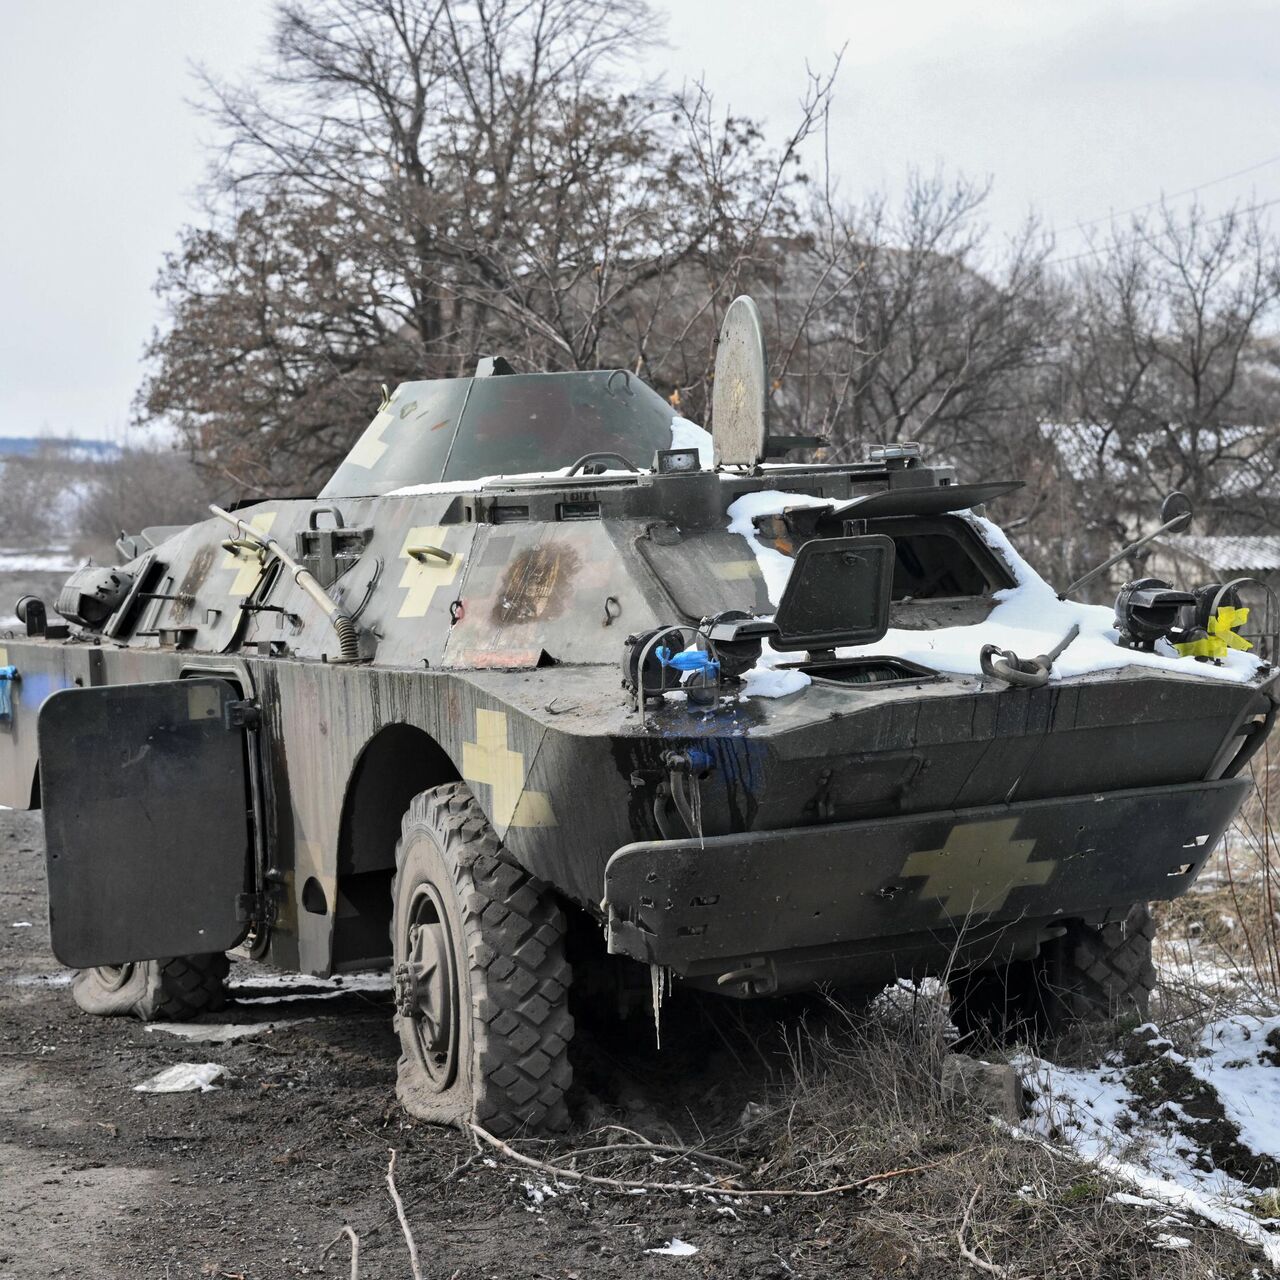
[392, 782, 573, 1135]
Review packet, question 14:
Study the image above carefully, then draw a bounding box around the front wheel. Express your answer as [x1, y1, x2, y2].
[391, 783, 573, 1136]
[71, 954, 230, 1021]
[949, 905, 1156, 1043]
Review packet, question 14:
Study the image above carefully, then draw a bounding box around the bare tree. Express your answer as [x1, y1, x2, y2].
[139, 0, 834, 494]
[1056, 202, 1280, 542]
[75, 447, 218, 561]
[774, 173, 1061, 470]
[0, 444, 83, 546]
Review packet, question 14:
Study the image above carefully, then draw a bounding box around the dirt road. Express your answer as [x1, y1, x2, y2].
[0, 810, 796, 1280]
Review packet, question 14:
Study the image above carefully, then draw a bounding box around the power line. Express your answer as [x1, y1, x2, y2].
[1052, 149, 1280, 240]
[1044, 192, 1280, 264]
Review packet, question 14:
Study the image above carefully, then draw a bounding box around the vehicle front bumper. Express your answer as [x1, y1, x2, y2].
[603, 777, 1250, 992]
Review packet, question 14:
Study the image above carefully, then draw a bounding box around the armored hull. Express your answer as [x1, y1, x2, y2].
[2, 301, 1275, 1131]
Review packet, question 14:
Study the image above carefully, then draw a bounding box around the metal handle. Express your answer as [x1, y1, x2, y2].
[566, 451, 639, 476]
[308, 506, 345, 531]
[406, 544, 452, 564]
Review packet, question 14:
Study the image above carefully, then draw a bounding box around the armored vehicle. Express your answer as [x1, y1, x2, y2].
[1, 298, 1276, 1135]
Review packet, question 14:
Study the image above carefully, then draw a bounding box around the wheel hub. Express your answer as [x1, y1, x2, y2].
[97, 963, 136, 994]
[396, 884, 459, 1089]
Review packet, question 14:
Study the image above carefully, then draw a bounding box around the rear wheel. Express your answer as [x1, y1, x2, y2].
[71, 954, 231, 1021]
[949, 905, 1156, 1043]
[391, 783, 573, 1135]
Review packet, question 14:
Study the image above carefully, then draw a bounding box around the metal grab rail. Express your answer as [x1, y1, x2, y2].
[209, 505, 360, 662]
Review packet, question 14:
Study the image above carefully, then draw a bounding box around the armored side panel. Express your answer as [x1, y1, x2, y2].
[40, 678, 251, 967]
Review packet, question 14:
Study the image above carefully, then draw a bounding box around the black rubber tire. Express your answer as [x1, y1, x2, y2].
[950, 905, 1156, 1042]
[391, 783, 573, 1136]
[71, 954, 231, 1021]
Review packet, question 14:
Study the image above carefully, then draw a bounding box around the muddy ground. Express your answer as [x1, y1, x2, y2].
[0, 809, 858, 1280]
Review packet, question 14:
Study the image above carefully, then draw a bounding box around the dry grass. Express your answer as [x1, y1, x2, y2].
[501, 988, 1266, 1277]
[1158, 752, 1280, 1009]
[729, 994, 1261, 1277]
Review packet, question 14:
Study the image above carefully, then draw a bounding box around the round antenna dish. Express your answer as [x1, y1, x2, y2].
[711, 296, 768, 467]
[1160, 490, 1193, 532]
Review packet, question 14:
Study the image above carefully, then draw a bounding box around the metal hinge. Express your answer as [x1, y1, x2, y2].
[224, 699, 261, 730]
[236, 891, 271, 923]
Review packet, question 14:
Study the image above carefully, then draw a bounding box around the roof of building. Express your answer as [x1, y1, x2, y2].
[1158, 534, 1280, 574]
[1040, 422, 1277, 498]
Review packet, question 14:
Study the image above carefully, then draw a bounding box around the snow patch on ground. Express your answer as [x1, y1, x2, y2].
[145, 1020, 310, 1043]
[227, 971, 390, 992]
[7, 972, 73, 988]
[228, 970, 390, 1004]
[1020, 1015, 1280, 1265]
[0, 548, 79, 573]
[1194, 1015, 1280, 1163]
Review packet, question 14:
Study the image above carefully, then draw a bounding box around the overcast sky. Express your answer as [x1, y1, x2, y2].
[2, 0, 1278, 441]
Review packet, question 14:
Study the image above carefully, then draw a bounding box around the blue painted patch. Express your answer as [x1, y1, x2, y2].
[16, 671, 65, 713]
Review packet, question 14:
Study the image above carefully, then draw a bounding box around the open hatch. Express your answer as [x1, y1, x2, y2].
[706, 535, 894, 653]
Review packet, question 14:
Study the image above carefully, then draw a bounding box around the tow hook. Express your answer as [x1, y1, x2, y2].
[716, 957, 776, 996]
[981, 622, 1080, 689]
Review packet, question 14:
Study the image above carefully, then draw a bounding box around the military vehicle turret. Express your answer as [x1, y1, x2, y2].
[2, 297, 1276, 1135]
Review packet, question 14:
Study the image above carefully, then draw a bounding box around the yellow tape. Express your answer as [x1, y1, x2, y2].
[1174, 635, 1222, 659]
[1209, 605, 1252, 651]
[1174, 606, 1252, 659]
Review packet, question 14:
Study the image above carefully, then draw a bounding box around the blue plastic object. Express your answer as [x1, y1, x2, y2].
[0, 665, 16, 720]
[655, 646, 720, 679]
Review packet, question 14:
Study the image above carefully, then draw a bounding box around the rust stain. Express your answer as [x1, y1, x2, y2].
[429, 419, 450, 431]
[172, 543, 216, 622]
[492, 545, 580, 626]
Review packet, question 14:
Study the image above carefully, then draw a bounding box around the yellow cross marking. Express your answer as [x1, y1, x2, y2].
[713, 560, 759, 580]
[222, 512, 277, 597]
[397, 526, 462, 618]
[900, 818, 1052, 918]
[344, 408, 396, 469]
[462, 709, 557, 830]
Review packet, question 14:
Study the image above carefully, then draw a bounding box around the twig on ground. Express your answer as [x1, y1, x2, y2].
[957, 1185, 1013, 1278]
[322, 1223, 364, 1277]
[386, 1149, 423, 1280]
[340, 1226, 360, 1279]
[565, 1140, 746, 1171]
[471, 1123, 970, 1199]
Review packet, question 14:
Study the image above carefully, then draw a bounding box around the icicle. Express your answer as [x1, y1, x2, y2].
[650, 963, 669, 1049]
[690, 774, 704, 850]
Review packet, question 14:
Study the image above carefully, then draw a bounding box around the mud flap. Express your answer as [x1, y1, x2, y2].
[39, 679, 252, 967]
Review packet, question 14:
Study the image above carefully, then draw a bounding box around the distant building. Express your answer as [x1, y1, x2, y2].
[1151, 534, 1280, 593]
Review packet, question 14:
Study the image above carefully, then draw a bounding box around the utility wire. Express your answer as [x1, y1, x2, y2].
[1046, 194, 1280, 268]
[1052, 149, 1280, 240]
